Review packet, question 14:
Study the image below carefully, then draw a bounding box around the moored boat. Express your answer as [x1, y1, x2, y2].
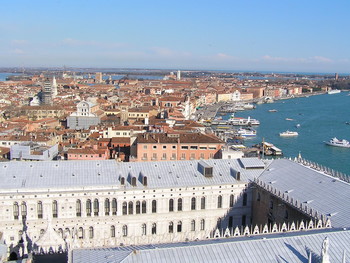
[327, 89, 341, 94]
[324, 137, 350, 148]
[279, 131, 298, 137]
[234, 128, 257, 138]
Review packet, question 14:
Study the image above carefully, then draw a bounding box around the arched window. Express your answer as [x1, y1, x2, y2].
[191, 220, 196, 231]
[128, 201, 133, 215]
[217, 195, 222, 209]
[13, 202, 19, 220]
[177, 221, 182, 232]
[142, 201, 147, 214]
[217, 218, 222, 229]
[57, 228, 63, 238]
[37, 201, 43, 219]
[141, 223, 147, 235]
[169, 199, 174, 212]
[78, 227, 84, 239]
[76, 200, 82, 217]
[151, 223, 157, 234]
[230, 194, 235, 207]
[285, 210, 289, 219]
[191, 197, 196, 210]
[105, 199, 110, 216]
[242, 193, 247, 206]
[93, 199, 99, 216]
[269, 200, 273, 210]
[201, 197, 206, 210]
[64, 228, 70, 239]
[122, 202, 127, 215]
[177, 198, 183, 211]
[112, 198, 117, 215]
[136, 201, 141, 214]
[21, 202, 27, 220]
[89, 226, 94, 239]
[169, 222, 174, 233]
[111, 225, 115, 237]
[86, 199, 92, 216]
[131, 177, 137, 186]
[52, 200, 58, 218]
[40, 229, 45, 237]
[122, 225, 128, 237]
[152, 200, 157, 213]
[200, 219, 205, 230]
[143, 176, 148, 186]
[257, 192, 261, 202]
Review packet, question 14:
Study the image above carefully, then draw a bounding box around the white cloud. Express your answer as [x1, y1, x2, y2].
[11, 40, 28, 45]
[61, 38, 127, 49]
[11, 49, 25, 54]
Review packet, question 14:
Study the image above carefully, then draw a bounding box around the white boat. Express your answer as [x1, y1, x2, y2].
[268, 109, 278, 112]
[327, 89, 341, 94]
[324, 137, 350, 148]
[296, 124, 301, 128]
[279, 131, 299, 137]
[243, 103, 255, 110]
[234, 128, 256, 138]
[227, 116, 260, 126]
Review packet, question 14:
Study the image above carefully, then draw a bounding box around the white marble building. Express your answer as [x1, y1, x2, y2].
[0, 158, 261, 259]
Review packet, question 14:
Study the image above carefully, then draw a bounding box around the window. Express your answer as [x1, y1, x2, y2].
[230, 195, 235, 208]
[163, 145, 167, 149]
[37, 201, 43, 219]
[86, 200, 92, 216]
[190, 146, 198, 149]
[152, 153, 157, 160]
[142, 201, 147, 214]
[93, 199, 99, 216]
[181, 153, 186, 159]
[128, 201, 133, 215]
[143, 153, 147, 159]
[269, 200, 273, 210]
[143, 145, 147, 149]
[131, 177, 137, 186]
[122, 202, 127, 215]
[136, 201, 141, 214]
[257, 192, 261, 202]
[169, 222, 174, 233]
[177, 198, 183, 211]
[181, 146, 188, 149]
[169, 199, 174, 212]
[190, 153, 195, 159]
[21, 202, 27, 220]
[191, 197, 196, 210]
[200, 153, 205, 159]
[152, 145, 157, 149]
[242, 193, 247, 206]
[201, 197, 206, 210]
[177, 221, 182, 232]
[89, 226, 94, 239]
[162, 153, 167, 160]
[152, 223, 157, 234]
[228, 216, 233, 228]
[172, 145, 176, 149]
[78, 227, 84, 239]
[122, 225, 128, 237]
[13, 202, 19, 220]
[191, 220, 196, 231]
[111, 225, 115, 237]
[200, 219, 205, 230]
[209, 153, 214, 159]
[112, 198, 117, 215]
[76, 200, 82, 217]
[171, 153, 176, 159]
[105, 199, 110, 216]
[52, 200, 58, 218]
[199, 146, 207, 150]
[152, 200, 157, 213]
[217, 195, 222, 209]
[142, 224, 147, 235]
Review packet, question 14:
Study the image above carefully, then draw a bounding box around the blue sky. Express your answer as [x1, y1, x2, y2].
[1, 0, 349, 73]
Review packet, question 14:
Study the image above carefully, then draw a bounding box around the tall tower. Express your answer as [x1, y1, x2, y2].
[95, 72, 103, 83]
[42, 78, 53, 105]
[176, 70, 181, 81]
[52, 76, 58, 98]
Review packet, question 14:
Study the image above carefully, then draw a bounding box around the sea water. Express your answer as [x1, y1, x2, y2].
[227, 92, 350, 175]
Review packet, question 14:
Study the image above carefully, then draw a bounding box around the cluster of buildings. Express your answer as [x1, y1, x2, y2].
[0, 71, 346, 262]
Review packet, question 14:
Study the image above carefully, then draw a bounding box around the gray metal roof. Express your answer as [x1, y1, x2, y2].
[239, 158, 265, 169]
[71, 229, 350, 263]
[0, 158, 268, 193]
[258, 159, 350, 228]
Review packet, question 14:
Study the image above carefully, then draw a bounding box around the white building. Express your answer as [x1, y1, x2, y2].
[67, 101, 100, 130]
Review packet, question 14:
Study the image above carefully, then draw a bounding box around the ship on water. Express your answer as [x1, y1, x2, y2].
[324, 137, 350, 148]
